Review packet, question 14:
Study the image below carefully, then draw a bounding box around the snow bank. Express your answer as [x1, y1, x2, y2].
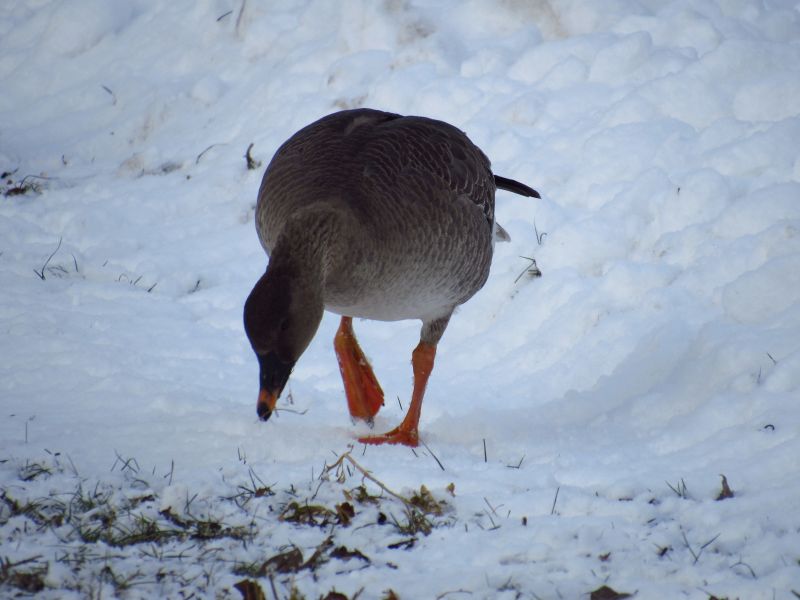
[1, 0, 799, 597]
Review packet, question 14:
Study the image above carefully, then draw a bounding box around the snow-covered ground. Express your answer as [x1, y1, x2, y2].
[2, 0, 799, 597]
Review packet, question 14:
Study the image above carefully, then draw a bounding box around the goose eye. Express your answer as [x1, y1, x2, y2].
[279, 319, 290, 332]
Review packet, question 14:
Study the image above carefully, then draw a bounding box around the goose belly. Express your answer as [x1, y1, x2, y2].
[323, 236, 492, 322]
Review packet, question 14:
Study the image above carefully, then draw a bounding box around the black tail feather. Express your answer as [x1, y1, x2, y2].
[494, 175, 541, 199]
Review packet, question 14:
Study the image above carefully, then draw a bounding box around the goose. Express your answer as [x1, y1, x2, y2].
[244, 108, 539, 446]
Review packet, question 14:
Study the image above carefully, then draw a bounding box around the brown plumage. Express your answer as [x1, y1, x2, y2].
[244, 108, 539, 446]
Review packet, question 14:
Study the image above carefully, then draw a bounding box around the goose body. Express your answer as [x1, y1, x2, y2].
[244, 108, 539, 446]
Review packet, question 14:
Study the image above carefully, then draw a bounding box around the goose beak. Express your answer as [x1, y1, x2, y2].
[257, 388, 278, 421]
[256, 351, 294, 421]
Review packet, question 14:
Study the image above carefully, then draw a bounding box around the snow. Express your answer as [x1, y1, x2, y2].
[1, 0, 799, 598]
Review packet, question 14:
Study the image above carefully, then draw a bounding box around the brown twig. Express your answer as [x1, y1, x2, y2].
[436, 590, 473, 599]
[534, 220, 547, 245]
[195, 143, 223, 164]
[101, 85, 117, 105]
[33, 237, 63, 280]
[419, 439, 445, 471]
[515, 256, 542, 283]
[245, 143, 261, 170]
[506, 455, 525, 469]
[550, 486, 560, 515]
[324, 451, 412, 507]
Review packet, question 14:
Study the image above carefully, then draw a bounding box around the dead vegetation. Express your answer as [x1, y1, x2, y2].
[0, 556, 47, 594]
[0, 450, 453, 598]
[716, 475, 734, 501]
[590, 585, 632, 599]
[1, 170, 47, 197]
[245, 142, 262, 170]
[0, 452, 757, 598]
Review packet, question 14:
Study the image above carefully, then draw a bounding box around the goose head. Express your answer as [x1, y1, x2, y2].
[243, 264, 323, 420]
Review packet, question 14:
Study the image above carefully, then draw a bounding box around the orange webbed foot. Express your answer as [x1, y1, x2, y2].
[334, 316, 384, 423]
[357, 341, 436, 448]
[359, 426, 419, 447]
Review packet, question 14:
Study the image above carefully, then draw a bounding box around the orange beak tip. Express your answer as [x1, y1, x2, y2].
[257, 389, 278, 421]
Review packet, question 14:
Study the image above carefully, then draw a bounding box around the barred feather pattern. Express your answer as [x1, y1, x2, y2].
[255, 109, 501, 340]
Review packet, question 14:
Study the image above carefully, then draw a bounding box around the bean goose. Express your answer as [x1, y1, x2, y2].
[244, 108, 539, 446]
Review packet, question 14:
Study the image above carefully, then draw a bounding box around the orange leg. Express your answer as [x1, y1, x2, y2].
[359, 341, 436, 447]
[334, 316, 384, 423]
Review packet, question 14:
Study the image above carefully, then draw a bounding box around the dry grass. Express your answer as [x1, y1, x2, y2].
[0, 450, 452, 598]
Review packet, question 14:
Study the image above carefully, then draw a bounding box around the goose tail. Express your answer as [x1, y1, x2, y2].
[494, 175, 541, 199]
